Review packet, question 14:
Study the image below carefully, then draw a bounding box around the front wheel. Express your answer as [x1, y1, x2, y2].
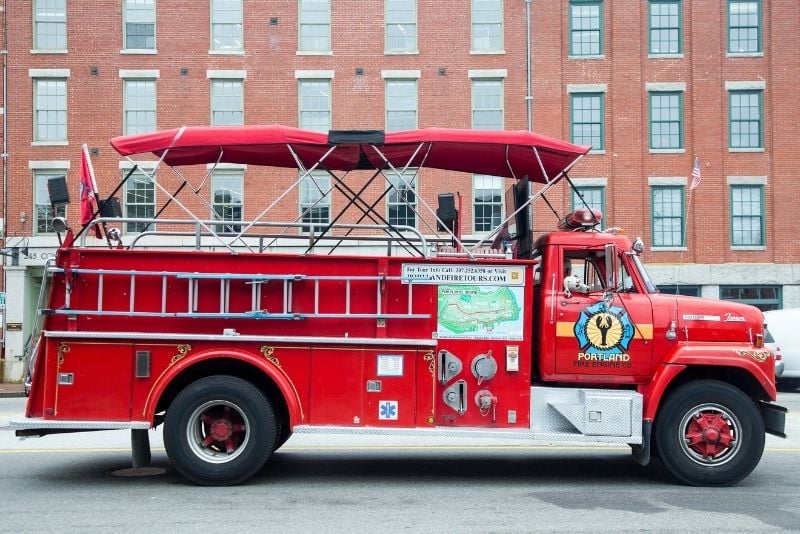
[654, 380, 764, 486]
[164, 375, 277, 486]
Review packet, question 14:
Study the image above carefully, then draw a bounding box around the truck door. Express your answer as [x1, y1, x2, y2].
[553, 247, 654, 378]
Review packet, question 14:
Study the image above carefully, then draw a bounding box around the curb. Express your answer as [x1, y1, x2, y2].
[0, 386, 26, 399]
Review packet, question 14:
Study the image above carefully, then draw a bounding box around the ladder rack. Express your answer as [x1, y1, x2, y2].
[44, 266, 431, 321]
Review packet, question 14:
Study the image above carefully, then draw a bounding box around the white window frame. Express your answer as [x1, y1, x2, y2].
[471, 0, 504, 53]
[382, 71, 420, 132]
[387, 170, 417, 229]
[208, 70, 246, 126]
[211, 169, 244, 233]
[210, 0, 244, 53]
[299, 171, 332, 233]
[473, 174, 503, 234]
[33, 0, 67, 52]
[120, 70, 159, 135]
[469, 71, 506, 130]
[298, 0, 331, 54]
[29, 160, 70, 236]
[385, 0, 418, 53]
[30, 69, 69, 145]
[122, 0, 156, 53]
[296, 72, 333, 132]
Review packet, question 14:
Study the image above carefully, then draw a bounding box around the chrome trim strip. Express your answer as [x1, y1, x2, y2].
[10, 419, 151, 430]
[42, 330, 438, 347]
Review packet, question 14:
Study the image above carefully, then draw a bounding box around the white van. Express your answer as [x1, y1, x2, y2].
[764, 308, 800, 387]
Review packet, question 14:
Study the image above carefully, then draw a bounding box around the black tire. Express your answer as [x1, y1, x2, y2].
[654, 380, 764, 486]
[164, 375, 277, 486]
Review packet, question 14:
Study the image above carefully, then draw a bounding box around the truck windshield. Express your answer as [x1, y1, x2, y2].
[631, 254, 657, 294]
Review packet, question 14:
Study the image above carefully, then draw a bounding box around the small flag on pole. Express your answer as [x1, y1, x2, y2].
[690, 157, 701, 190]
[80, 144, 101, 238]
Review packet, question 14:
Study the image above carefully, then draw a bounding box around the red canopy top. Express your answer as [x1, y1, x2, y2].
[110, 125, 590, 183]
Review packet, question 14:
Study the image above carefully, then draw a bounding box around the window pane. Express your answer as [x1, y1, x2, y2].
[387, 171, 417, 228]
[386, 0, 416, 51]
[729, 90, 762, 149]
[385, 79, 417, 131]
[124, 79, 156, 134]
[728, 0, 760, 52]
[34, 172, 66, 234]
[125, 0, 155, 49]
[650, 92, 682, 149]
[472, 80, 503, 130]
[212, 80, 244, 125]
[651, 186, 684, 247]
[649, 1, 681, 54]
[472, 0, 502, 51]
[473, 175, 503, 232]
[570, 1, 602, 56]
[34, 0, 67, 50]
[34, 79, 67, 142]
[300, 171, 331, 232]
[720, 285, 780, 311]
[212, 172, 243, 233]
[212, 0, 243, 50]
[299, 80, 331, 132]
[571, 93, 603, 150]
[125, 171, 155, 232]
[299, 0, 330, 51]
[731, 185, 763, 246]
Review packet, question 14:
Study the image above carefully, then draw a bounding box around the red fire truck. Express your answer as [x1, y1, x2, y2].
[14, 126, 785, 486]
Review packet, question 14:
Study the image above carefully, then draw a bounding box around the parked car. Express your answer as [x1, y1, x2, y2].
[764, 308, 800, 389]
[766, 326, 784, 378]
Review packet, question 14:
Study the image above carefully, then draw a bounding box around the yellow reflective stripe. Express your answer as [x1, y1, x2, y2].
[556, 321, 654, 339]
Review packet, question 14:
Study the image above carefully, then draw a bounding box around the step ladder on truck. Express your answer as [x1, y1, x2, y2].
[12, 125, 786, 486]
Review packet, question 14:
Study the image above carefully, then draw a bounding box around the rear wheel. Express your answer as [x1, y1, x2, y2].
[655, 380, 764, 486]
[164, 375, 277, 486]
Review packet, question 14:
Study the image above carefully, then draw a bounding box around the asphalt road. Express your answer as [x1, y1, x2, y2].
[1, 394, 800, 533]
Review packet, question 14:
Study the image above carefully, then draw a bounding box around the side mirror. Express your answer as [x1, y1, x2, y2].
[604, 243, 617, 289]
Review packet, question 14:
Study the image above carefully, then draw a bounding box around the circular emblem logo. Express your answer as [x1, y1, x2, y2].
[574, 302, 634, 355]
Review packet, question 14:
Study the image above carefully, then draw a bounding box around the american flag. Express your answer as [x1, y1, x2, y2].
[690, 157, 701, 190]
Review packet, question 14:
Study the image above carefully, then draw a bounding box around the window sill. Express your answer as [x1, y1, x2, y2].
[384, 50, 419, 55]
[729, 147, 765, 153]
[120, 49, 158, 55]
[209, 50, 245, 55]
[30, 49, 68, 54]
[296, 50, 333, 56]
[568, 54, 605, 60]
[647, 53, 683, 59]
[726, 52, 764, 58]
[649, 148, 685, 154]
[650, 246, 687, 252]
[731, 246, 766, 251]
[31, 141, 68, 147]
[470, 50, 506, 55]
[586, 150, 606, 155]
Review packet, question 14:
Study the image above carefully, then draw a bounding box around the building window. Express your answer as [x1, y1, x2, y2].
[211, 79, 244, 126]
[125, 171, 155, 233]
[730, 184, 764, 246]
[298, 0, 330, 52]
[657, 285, 700, 297]
[473, 175, 503, 233]
[123, 79, 156, 135]
[385, 79, 417, 132]
[300, 171, 331, 232]
[570, 186, 605, 229]
[472, 0, 502, 52]
[649, 1, 681, 55]
[649, 91, 683, 149]
[212, 171, 243, 233]
[570, 93, 603, 150]
[728, 0, 761, 53]
[211, 0, 243, 51]
[651, 186, 684, 247]
[299, 79, 331, 132]
[729, 90, 763, 149]
[124, 0, 156, 50]
[569, 0, 603, 56]
[720, 285, 780, 311]
[385, 0, 416, 52]
[387, 171, 417, 228]
[34, 0, 66, 51]
[34, 172, 66, 234]
[472, 79, 503, 130]
[33, 78, 67, 142]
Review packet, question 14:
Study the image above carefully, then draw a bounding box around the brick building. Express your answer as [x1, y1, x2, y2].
[0, 1, 798, 380]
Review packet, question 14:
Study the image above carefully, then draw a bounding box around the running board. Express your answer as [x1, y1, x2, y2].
[11, 418, 150, 437]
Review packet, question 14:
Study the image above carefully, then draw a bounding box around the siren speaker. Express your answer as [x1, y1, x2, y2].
[47, 176, 70, 206]
[99, 197, 122, 217]
[436, 193, 457, 231]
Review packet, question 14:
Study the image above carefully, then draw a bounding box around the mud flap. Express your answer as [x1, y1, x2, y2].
[759, 401, 787, 438]
[631, 420, 652, 466]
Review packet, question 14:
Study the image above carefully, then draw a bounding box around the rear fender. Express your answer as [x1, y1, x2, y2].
[142, 347, 303, 428]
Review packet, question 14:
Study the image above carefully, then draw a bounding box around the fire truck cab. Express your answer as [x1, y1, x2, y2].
[13, 126, 786, 487]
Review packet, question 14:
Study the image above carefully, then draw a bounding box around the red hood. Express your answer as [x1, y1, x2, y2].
[651, 294, 764, 344]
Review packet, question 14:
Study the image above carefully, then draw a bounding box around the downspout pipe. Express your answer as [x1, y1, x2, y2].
[525, 0, 532, 131]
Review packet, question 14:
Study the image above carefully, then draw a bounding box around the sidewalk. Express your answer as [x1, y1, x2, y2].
[0, 383, 25, 398]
